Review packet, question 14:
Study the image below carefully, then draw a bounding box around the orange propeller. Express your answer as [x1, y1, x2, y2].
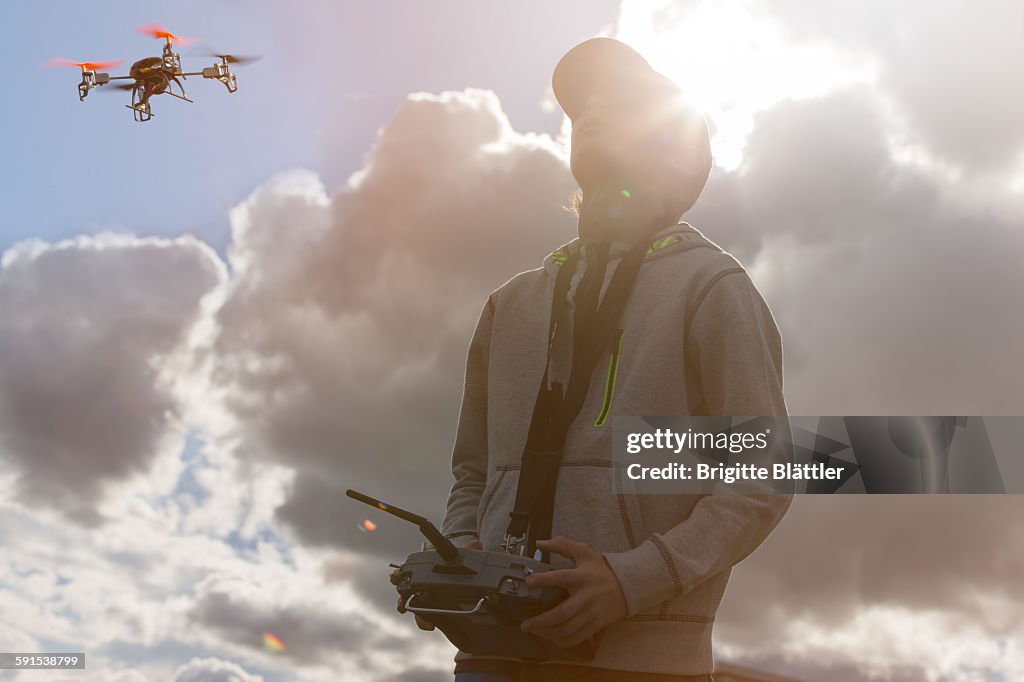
[44, 57, 124, 72]
[136, 23, 196, 46]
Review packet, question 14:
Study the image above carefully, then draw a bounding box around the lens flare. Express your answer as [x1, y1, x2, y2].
[262, 631, 285, 652]
[358, 519, 377, 532]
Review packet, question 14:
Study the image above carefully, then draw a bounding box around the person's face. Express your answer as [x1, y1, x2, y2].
[569, 82, 679, 194]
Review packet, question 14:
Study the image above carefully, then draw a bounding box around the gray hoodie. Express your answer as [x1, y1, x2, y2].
[441, 222, 792, 675]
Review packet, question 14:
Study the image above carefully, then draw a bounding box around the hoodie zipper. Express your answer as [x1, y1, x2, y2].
[594, 328, 625, 427]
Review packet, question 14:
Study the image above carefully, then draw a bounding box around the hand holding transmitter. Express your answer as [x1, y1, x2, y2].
[346, 489, 596, 661]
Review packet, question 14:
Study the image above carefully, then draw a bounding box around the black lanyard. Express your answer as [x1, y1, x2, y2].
[507, 238, 649, 559]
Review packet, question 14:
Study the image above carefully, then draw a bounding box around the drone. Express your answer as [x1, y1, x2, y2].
[47, 23, 258, 122]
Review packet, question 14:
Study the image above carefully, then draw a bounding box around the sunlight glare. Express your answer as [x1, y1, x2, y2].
[617, 0, 877, 170]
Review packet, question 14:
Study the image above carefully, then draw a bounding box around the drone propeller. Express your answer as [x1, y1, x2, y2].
[44, 57, 124, 72]
[136, 22, 196, 46]
[187, 47, 262, 66]
[212, 53, 262, 66]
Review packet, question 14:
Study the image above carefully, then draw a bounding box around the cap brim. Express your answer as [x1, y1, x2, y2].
[552, 37, 677, 121]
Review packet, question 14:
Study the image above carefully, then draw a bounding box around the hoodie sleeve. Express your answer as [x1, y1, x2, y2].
[685, 267, 787, 417]
[603, 269, 792, 617]
[440, 296, 495, 548]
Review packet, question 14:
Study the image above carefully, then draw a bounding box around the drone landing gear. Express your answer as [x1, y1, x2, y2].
[165, 89, 194, 104]
[165, 74, 194, 103]
[126, 100, 152, 121]
[126, 103, 153, 121]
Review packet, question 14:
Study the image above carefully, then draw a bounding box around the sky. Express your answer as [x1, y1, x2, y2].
[1, 1, 1024, 681]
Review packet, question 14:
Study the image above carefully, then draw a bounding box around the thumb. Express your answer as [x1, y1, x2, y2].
[414, 615, 436, 632]
[536, 536, 594, 563]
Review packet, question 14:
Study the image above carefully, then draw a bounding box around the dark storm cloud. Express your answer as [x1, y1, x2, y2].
[208, 89, 577, 555]
[0, 235, 224, 523]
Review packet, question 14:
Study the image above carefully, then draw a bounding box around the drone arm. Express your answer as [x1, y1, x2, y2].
[199, 63, 238, 93]
[78, 71, 112, 101]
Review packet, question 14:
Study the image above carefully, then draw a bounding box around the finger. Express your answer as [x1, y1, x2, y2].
[551, 616, 599, 649]
[525, 567, 584, 590]
[536, 536, 594, 563]
[521, 594, 585, 633]
[530, 603, 594, 642]
[552, 621, 597, 649]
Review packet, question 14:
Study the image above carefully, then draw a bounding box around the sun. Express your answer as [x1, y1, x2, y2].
[616, 0, 876, 171]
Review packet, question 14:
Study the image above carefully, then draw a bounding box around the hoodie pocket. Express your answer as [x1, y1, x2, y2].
[549, 461, 645, 555]
[594, 328, 625, 427]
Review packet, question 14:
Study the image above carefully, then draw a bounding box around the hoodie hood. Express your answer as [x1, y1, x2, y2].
[541, 222, 717, 276]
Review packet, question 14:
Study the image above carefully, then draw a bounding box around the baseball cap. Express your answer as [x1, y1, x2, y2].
[552, 37, 712, 212]
[552, 37, 685, 121]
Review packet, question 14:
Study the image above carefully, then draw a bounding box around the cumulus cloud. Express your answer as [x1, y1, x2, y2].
[0, 87, 575, 682]
[172, 657, 265, 682]
[761, 0, 1024, 173]
[0, 620, 38, 654]
[392, 669, 451, 682]
[0, 234, 225, 524]
[0, 472, 410, 682]
[206, 89, 578, 557]
[719, 496, 1024, 681]
[187, 573, 382, 664]
[688, 89, 1024, 415]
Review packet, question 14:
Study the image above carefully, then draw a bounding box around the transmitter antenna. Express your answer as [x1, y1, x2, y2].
[346, 489, 459, 562]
